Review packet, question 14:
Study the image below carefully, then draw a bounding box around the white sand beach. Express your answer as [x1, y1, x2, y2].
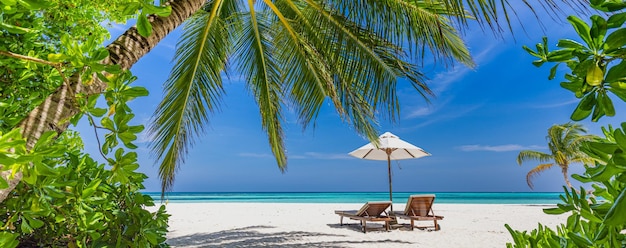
[150, 203, 567, 247]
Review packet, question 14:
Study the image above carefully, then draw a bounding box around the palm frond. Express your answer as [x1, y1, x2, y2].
[234, 4, 287, 168]
[526, 163, 555, 189]
[441, 0, 589, 33]
[329, 0, 473, 67]
[269, 0, 340, 130]
[148, 1, 232, 193]
[517, 150, 552, 165]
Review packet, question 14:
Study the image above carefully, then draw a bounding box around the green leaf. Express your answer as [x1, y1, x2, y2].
[614, 129, 626, 151]
[47, 53, 67, 62]
[82, 179, 101, 198]
[0, 0, 16, 6]
[561, 80, 582, 94]
[27, 217, 44, 229]
[22, 170, 37, 185]
[17, 0, 51, 9]
[605, 60, 626, 83]
[548, 64, 558, 80]
[571, 92, 596, 121]
[572, 173, 592, 183]
[522, 45, 541, 58]
[128, 125, 144, 133]
[543, 207, 566, 215]
[594, 1, 626, 12]
[101, 118, 114, 130]
[118, 132, 137, 144]
[34, 163, 59, 176]
[587, 141, 618, 159]
[591, 96, 605, 122]
[0, 21, 32, 34]
[567, 16, 593, 49]
[604, 29, 626, 50]
[590, 15, 607, 48]
[123, 87, 149, 97]
[20, 219, 33, 233]
[557, 39, 586, 50]
[604, 188, 626, 226]
[92, 49, 109, 61]
[136, 14, 152, 37]
[598, 91, 615, 117]
[90, 108, 107, 117]
[579, 208, 602, 222]
[0, 232, 19, 248]
[547, 49, 574, 62]
[568, 232, 593, 247]
[0, 177, 7, 189]
[43, 187, 65, 198]
[607, 12, 626, 28]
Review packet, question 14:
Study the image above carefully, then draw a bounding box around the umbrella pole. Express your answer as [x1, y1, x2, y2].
[387, 153, 393, 212]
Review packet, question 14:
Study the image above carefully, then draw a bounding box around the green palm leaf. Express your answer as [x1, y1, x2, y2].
[517, 150, 553, 165]
[234, 4, 287, 167]
[149, 1, 233, 192]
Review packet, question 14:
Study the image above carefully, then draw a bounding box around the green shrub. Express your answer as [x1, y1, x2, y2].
[507, 0, 626, 246]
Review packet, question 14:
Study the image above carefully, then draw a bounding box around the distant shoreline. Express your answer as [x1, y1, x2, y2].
[145, 192, 564, 204]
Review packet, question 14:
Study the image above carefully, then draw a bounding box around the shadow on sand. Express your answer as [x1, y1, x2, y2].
[167, 225, 412, 247]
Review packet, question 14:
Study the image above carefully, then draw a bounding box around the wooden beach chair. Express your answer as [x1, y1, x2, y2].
[393, 194, 444, 231]
[334, 201, 392, 233]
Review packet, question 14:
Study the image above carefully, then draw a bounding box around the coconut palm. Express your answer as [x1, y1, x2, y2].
[517, 123, 596, 189]
[148, 0, 477, 192]
[6, 0, 591, 201]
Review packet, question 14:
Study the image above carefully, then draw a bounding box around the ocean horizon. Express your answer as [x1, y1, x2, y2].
[145, 192, 564, 204]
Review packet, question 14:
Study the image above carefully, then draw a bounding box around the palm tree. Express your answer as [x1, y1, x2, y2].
[147, 0, 477, 192]
[517, 123, 596, 189]
[3, 0, 591, 202]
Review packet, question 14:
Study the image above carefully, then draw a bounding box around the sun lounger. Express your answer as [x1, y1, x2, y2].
[393, 194, 443, 231]
[334, 201, 392, 233]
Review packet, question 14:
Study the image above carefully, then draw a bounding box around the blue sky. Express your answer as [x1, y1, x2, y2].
[77, 5, 625, 193]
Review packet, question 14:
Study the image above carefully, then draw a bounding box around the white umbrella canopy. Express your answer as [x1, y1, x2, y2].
[349, 132, 431, 210]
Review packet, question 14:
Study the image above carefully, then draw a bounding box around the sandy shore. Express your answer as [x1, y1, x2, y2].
[149, 203, 567, 247]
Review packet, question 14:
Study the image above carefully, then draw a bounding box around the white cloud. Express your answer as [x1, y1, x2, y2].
[459, 144, 545, 152]
[406, 103, 483, 129]
[530, 98, 579, 109]
[406, 107, 434, 118]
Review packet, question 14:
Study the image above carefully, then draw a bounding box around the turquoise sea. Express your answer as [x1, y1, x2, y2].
[145, 192, 563, 204]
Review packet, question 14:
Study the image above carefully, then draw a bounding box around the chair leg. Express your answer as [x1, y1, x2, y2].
[410, 220, 415, 230]
[339, 216, 344, 226]
[362, 220, 367, 233]
[434, 219, 439, 231]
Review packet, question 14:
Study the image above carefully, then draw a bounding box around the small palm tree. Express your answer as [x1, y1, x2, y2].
[517, 123, 595, 189]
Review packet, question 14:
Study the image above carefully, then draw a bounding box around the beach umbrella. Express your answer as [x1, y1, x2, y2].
[349, 132, 430, 210]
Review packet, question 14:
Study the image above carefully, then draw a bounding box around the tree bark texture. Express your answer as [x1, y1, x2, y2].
[0, 0, 207, 203]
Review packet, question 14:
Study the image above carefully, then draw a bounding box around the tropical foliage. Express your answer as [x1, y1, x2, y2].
[507, 0, 626, 246]
[0, 0, 170, 246]
[517, 123, 595, 189]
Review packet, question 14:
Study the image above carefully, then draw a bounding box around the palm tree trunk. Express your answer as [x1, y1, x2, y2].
[0, 0, 207, 203]
[561, 165, 573, 189]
